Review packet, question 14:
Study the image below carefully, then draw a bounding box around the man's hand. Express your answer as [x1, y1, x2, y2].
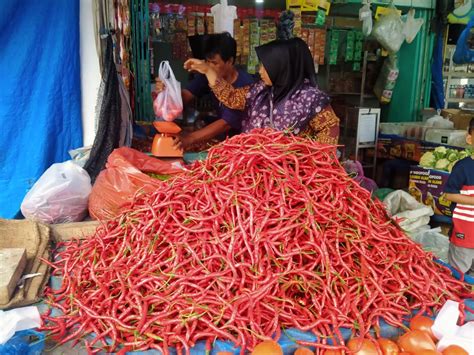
[155, 78, 165, 93]
[173, 134, 195, 152]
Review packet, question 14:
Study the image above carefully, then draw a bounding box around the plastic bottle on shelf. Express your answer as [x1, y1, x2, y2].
[449, 85, 456, 98]
[460, 85, 465, 98]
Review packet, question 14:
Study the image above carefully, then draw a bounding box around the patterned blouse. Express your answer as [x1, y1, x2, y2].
[211, 79, 340, 145]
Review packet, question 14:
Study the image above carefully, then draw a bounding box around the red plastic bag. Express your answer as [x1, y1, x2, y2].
[88, 147, 183, 221]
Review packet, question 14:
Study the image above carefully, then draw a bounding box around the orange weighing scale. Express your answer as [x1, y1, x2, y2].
[151, 121, 184, 158]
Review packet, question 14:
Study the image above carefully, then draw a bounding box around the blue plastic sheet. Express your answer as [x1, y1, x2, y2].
[0, 0, 83, 218]
[453, 16, 474, 64]
[0, 330, 45, 355]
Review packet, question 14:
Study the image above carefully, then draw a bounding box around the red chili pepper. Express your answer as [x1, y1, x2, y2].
[40, 129, 470, 353]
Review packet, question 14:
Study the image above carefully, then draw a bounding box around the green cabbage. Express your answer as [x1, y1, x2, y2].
[433, 146, 447, 160]
[458, 150, 468, 160]
[448, 161, 456, 173]
[447, 152, 459, 162]
[435, 158, 450, 171]
[419, 152, 436, 168]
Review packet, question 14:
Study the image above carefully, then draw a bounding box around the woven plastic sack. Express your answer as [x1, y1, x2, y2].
[21, 161, 91, 224]
[383, 190, 434, 232]
[88, 147, 184, 221]
[372, 6, 405, 54]
[153, 61, 183, 121]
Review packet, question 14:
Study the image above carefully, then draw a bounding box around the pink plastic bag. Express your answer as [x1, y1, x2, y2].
[88, 147, 183, 221]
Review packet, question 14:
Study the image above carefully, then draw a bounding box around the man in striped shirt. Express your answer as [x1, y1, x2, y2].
[443, 118, 474, 276]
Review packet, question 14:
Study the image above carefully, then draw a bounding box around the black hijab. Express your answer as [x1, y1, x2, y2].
[255, 38, 317, 105]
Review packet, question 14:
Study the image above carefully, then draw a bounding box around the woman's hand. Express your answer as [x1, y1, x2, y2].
[184, 59, 218, 87]
[184, 59, 210, 74]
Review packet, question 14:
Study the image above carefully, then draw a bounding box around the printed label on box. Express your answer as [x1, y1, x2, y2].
[409, 166, 452, 217]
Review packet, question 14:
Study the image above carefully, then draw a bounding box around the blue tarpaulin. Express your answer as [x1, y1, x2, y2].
[431, 29, 446, 110]
[0, 0, 83, 218]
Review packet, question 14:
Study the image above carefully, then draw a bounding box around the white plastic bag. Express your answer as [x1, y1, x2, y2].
[403, 9, 424, 44]
[21, 161, 92, 224]
[426, 113, 455, 129]
[383, 190, 433, 232]
[359, 3, 373, 36]
[408, 227, 450, 262]
[372, 6, 405, 53]
[432, 300, 473, 354]
[68, 146, 92, 168]
[153, 61, 183, 122]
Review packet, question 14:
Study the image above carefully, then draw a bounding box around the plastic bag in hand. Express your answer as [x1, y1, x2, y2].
[153, 61, 183, 122]
[20, 161, 92, 224]
[372, 6, 405, 54]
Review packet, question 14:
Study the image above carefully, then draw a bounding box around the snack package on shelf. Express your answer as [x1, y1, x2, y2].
[206, 15, 214, 34]
[196, 14, 205, 35]
[293, 9, 302, 37]
[345, 31, 355, 62]
[247, 19, 260, 74]
[234, 19, 242, 61]
[187, 15, 196, 36]
[268, 21, 276, 42]
[329, 30, 339, 65]
[242, 19, 250, 57]
[307, 29, 315, 54]
[314, 29, 326, 65]
[301, 28, 309, 44]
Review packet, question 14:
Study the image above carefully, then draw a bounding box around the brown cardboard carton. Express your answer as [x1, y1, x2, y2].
[441, 109, 473, 130]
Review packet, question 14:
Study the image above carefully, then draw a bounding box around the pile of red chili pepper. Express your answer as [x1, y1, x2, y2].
[41, 130, 471, 354]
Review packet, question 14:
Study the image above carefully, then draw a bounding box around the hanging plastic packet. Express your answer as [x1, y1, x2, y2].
[315, 9, 326, 26]
[315, 0, 330, 26]
[403, 8, 424, 44]
[372, 4, 405, 54]
[359, 1, 373, 36]
[374, 55, 399, 104]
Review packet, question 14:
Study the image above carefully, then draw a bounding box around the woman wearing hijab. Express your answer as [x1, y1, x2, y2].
[184, 38, 339, 145]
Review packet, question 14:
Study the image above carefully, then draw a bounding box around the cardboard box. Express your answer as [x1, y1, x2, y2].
[441, 109, 473, 130]
[409, 166, 452, 217]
